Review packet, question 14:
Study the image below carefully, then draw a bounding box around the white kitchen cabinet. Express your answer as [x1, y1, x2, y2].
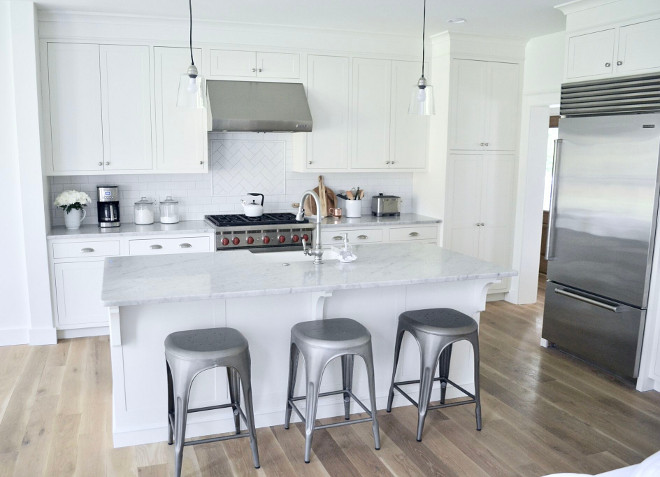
[209, 49, 300, 79]
[449, 59, 520, 152]
[44, 43, 153, 174]
[565, 17, 660, 80]
[53, 261, 108, 328]
[304, 55, 350, 170]
[322, 223, 438, 246]
[323, 228, 384, 245]
[127, 236, 211, 255]
[154, 47, 208, 173]
[45, 43, 104, 173]
[444, 154, 516, 294]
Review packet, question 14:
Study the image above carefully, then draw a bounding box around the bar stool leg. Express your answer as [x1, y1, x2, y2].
[226, 368, 241, 434]
[341, 354, 354, 420]
[469, 333, 482, 431]
[438, 344, 453, 404]
[284, 343, 299, 429]
[416, 341, 441, 442]
[303, 355, 324, 464]
[236, 363, 260, 469]
[166, 362, 174, 445]
[386, 326, 406, 412]
[172, 364, 195, 477]
[362, 348, 381, 450]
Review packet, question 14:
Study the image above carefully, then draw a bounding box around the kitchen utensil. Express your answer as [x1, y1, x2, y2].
[304, 176, 336, 217]
[159, 196, 180, 224]
[134, 197, 155, 225]
[345, 199, 361, 218]
[242, 193, 265, 217]
[371, 193, 401, 217]
[346, 190, 355, 200]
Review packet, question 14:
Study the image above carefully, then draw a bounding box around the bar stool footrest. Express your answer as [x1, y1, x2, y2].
[392, 376, 476, 409]
[288, 388, 375, 426]
[183, 432, 250, 447]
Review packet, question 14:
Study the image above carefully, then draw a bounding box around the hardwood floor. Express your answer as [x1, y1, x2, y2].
[2, 278, 660, 476]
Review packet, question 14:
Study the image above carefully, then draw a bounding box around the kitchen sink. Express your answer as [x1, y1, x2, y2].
[249, 249, 336, 263]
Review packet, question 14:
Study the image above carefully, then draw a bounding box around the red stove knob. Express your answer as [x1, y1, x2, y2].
[232, 237, 240, 245]
[278, 235, 286, 243]
[292, 234, 300, 243]
[302, 234, 309, 242]
[247, 236, 254, 245]
[221, 237, 230, 246]
[263, 236, 270, 244]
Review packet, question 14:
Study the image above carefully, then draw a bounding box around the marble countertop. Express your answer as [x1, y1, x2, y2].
[47, 221, 215, 239]
[102, 243, 516, 307]
[320, 213, 441, 228]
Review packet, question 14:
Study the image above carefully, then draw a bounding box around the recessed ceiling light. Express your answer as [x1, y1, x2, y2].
[448, 18, 467, 24]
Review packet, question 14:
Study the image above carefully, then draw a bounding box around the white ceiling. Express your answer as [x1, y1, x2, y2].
[30, 0, 567, 40]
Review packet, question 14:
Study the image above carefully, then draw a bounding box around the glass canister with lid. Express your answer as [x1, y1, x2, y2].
[134, 197, 155, 225]
[159, 196, 180, 224]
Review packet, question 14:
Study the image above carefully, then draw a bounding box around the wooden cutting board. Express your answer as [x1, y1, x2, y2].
[304, 175, 336, 217]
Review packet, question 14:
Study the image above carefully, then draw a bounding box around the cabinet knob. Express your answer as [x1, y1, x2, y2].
[98, 162, 103, 166]
[484, 143, 489, 146]
[409, 232, 419, 237]
[80, 247, 94, 253]
[251, 67, 257, 72]
[179, 243, 192, 248]
[385, 161, 391, 165]
[480, 143, 485, 146]
[258, 68, 263, 72]
[333, 235, 343, 241]
[150, 244, 163, 250]
[617, 60, 623, 66]
[605, 62, 611, 67]
[308, 161, 313, 165]
[105, 162, 110, 166]
[199, 161, 204, 165]
[391, 161, 396, 165]
[357, 235, 368, 240]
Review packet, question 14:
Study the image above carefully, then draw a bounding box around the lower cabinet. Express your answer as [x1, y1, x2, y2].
[53, 261, 108, 328]
[322, 224, 438, 246]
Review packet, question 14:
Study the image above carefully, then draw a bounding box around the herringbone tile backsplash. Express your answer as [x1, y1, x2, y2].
[48, 132, 414, 225]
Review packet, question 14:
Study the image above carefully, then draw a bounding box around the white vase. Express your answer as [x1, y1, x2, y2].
[64, 208, 86, 230]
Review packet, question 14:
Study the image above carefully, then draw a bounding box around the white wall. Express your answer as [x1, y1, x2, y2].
[508, 31, 564, 304]
[0, 1, 31, 345]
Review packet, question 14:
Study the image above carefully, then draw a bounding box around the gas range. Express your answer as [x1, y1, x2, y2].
[205, 213, 315, 250]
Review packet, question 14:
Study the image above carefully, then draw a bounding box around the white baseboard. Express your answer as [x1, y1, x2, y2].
[0, 328, 29, 346]
[57, 326, 109, 339]
[28, 327, 58, 345]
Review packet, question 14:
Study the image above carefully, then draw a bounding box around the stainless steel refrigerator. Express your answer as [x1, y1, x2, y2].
[542, 109, 660, 381]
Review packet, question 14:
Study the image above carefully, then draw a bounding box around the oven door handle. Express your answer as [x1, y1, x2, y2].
[554, 288, 622, 313]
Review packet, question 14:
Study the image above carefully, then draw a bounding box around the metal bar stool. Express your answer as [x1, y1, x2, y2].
[165, 327, 260, 477]
[386, 308, 482, 441]
[284, 318, 381, 463]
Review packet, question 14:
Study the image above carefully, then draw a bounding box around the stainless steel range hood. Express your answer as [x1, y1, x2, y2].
[207, 80, 313, 132]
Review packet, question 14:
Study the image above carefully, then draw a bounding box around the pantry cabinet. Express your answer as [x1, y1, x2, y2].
[444, 154, 516, 294]
[209, 49, 300, 79]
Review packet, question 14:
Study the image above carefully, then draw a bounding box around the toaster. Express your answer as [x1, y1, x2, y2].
[371, 193, 401, 216]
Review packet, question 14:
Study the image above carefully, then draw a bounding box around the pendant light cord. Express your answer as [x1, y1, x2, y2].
[421, 0, 426, 78]
[188, 0, 194, 66]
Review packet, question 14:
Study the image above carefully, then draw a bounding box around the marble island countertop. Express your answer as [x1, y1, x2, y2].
[102, 243, 515, 307]
[320, 213, 441, 227]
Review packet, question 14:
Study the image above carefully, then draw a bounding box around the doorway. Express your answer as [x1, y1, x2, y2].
[539, 115, 560, 275]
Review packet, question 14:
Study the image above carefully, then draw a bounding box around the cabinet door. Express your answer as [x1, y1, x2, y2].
[154, 47, 207, 172]
[390, 61, 429, 169]
[486, 62, 520, 151]
[306, 55, 350, 170]
[449, 59, 488, 151]
[256, 52, 300, 79]
[351, 58, 391, 169]
[617, 18, 660, 74]
[444, 155, 482, 256]
[210, 49, 256, 77]
[53, 260, 107, 328]
[100, 45, 153, 171]
[47, 43, 104, 173]
[566, 29, 616, 79]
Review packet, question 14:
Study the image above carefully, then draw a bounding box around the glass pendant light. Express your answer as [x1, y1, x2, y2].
[177, 0, 206, 108]
[409, 0, 435, 115]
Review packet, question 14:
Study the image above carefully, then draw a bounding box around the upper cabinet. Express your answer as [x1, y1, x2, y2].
[449, 59, 520, 152]
[209, 49, 300, 79]
[41, 42, 208, 175]
[565, 17, 660, 81]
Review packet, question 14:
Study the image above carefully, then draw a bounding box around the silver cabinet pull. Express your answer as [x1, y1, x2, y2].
[333, 235, 343, 241]
[617, 60, 623, 66]
[480, 142, 485, 146]
[357, 235, 368, 240]
[81, 247, 94, 253]
[409, 232, 419, 237]
[150, 244, 163, 250]
[308, 161, 313, 165]
[555, 288, 621, 313]
[546, 139, 562, 261]
[179, 243, 192, 248]
[105, 162, 110, 166]
[98, 162, 103, 166]
[199, 161, 204, 165]
[251, 67, 257, 72]
[605, 62, 611, 67]
[258, 68, 263, 72]
[484, 143, 489, 146]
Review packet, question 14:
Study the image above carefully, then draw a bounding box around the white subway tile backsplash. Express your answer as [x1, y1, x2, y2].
[48, 133, 413, 225]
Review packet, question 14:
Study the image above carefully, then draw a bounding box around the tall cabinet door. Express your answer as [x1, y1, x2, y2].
[486, 63, 520, 151]
[617, 18, 660, 74]
[449, 59, 488, 150]
[100, 45, 153, 171]
[46, 43, 104, 173]
[306, 55, 350, 170]
[351, 58, 391, 169]
[390, 60, 429, 169]
[445, 155, 483, 257]
[154, 47, 207, 172]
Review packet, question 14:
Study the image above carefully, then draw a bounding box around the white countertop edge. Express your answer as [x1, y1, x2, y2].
[101, 271, 515, 307]
[47, 221, 215, 239]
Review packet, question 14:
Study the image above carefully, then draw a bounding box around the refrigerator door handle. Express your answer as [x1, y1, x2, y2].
[546, 139, 562, 261]
[554, 287, 622, 313]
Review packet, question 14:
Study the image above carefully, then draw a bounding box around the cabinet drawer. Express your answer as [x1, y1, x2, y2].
[389, 226, 437, 242]
[324, 229, 384, 244]
[128, 236, 211, 255]
[52, 240, 120, 259]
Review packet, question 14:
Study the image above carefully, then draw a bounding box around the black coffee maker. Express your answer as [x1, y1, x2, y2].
[97, 185, 120, 228]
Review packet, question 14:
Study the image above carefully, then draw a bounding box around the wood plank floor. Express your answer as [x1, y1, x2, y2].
[2, 278, 660, 476]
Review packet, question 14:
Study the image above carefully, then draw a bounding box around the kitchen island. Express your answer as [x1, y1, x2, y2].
[102, 243, 515, 447]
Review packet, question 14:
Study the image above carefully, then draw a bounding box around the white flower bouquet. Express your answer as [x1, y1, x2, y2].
[54, 190, 92, 213]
